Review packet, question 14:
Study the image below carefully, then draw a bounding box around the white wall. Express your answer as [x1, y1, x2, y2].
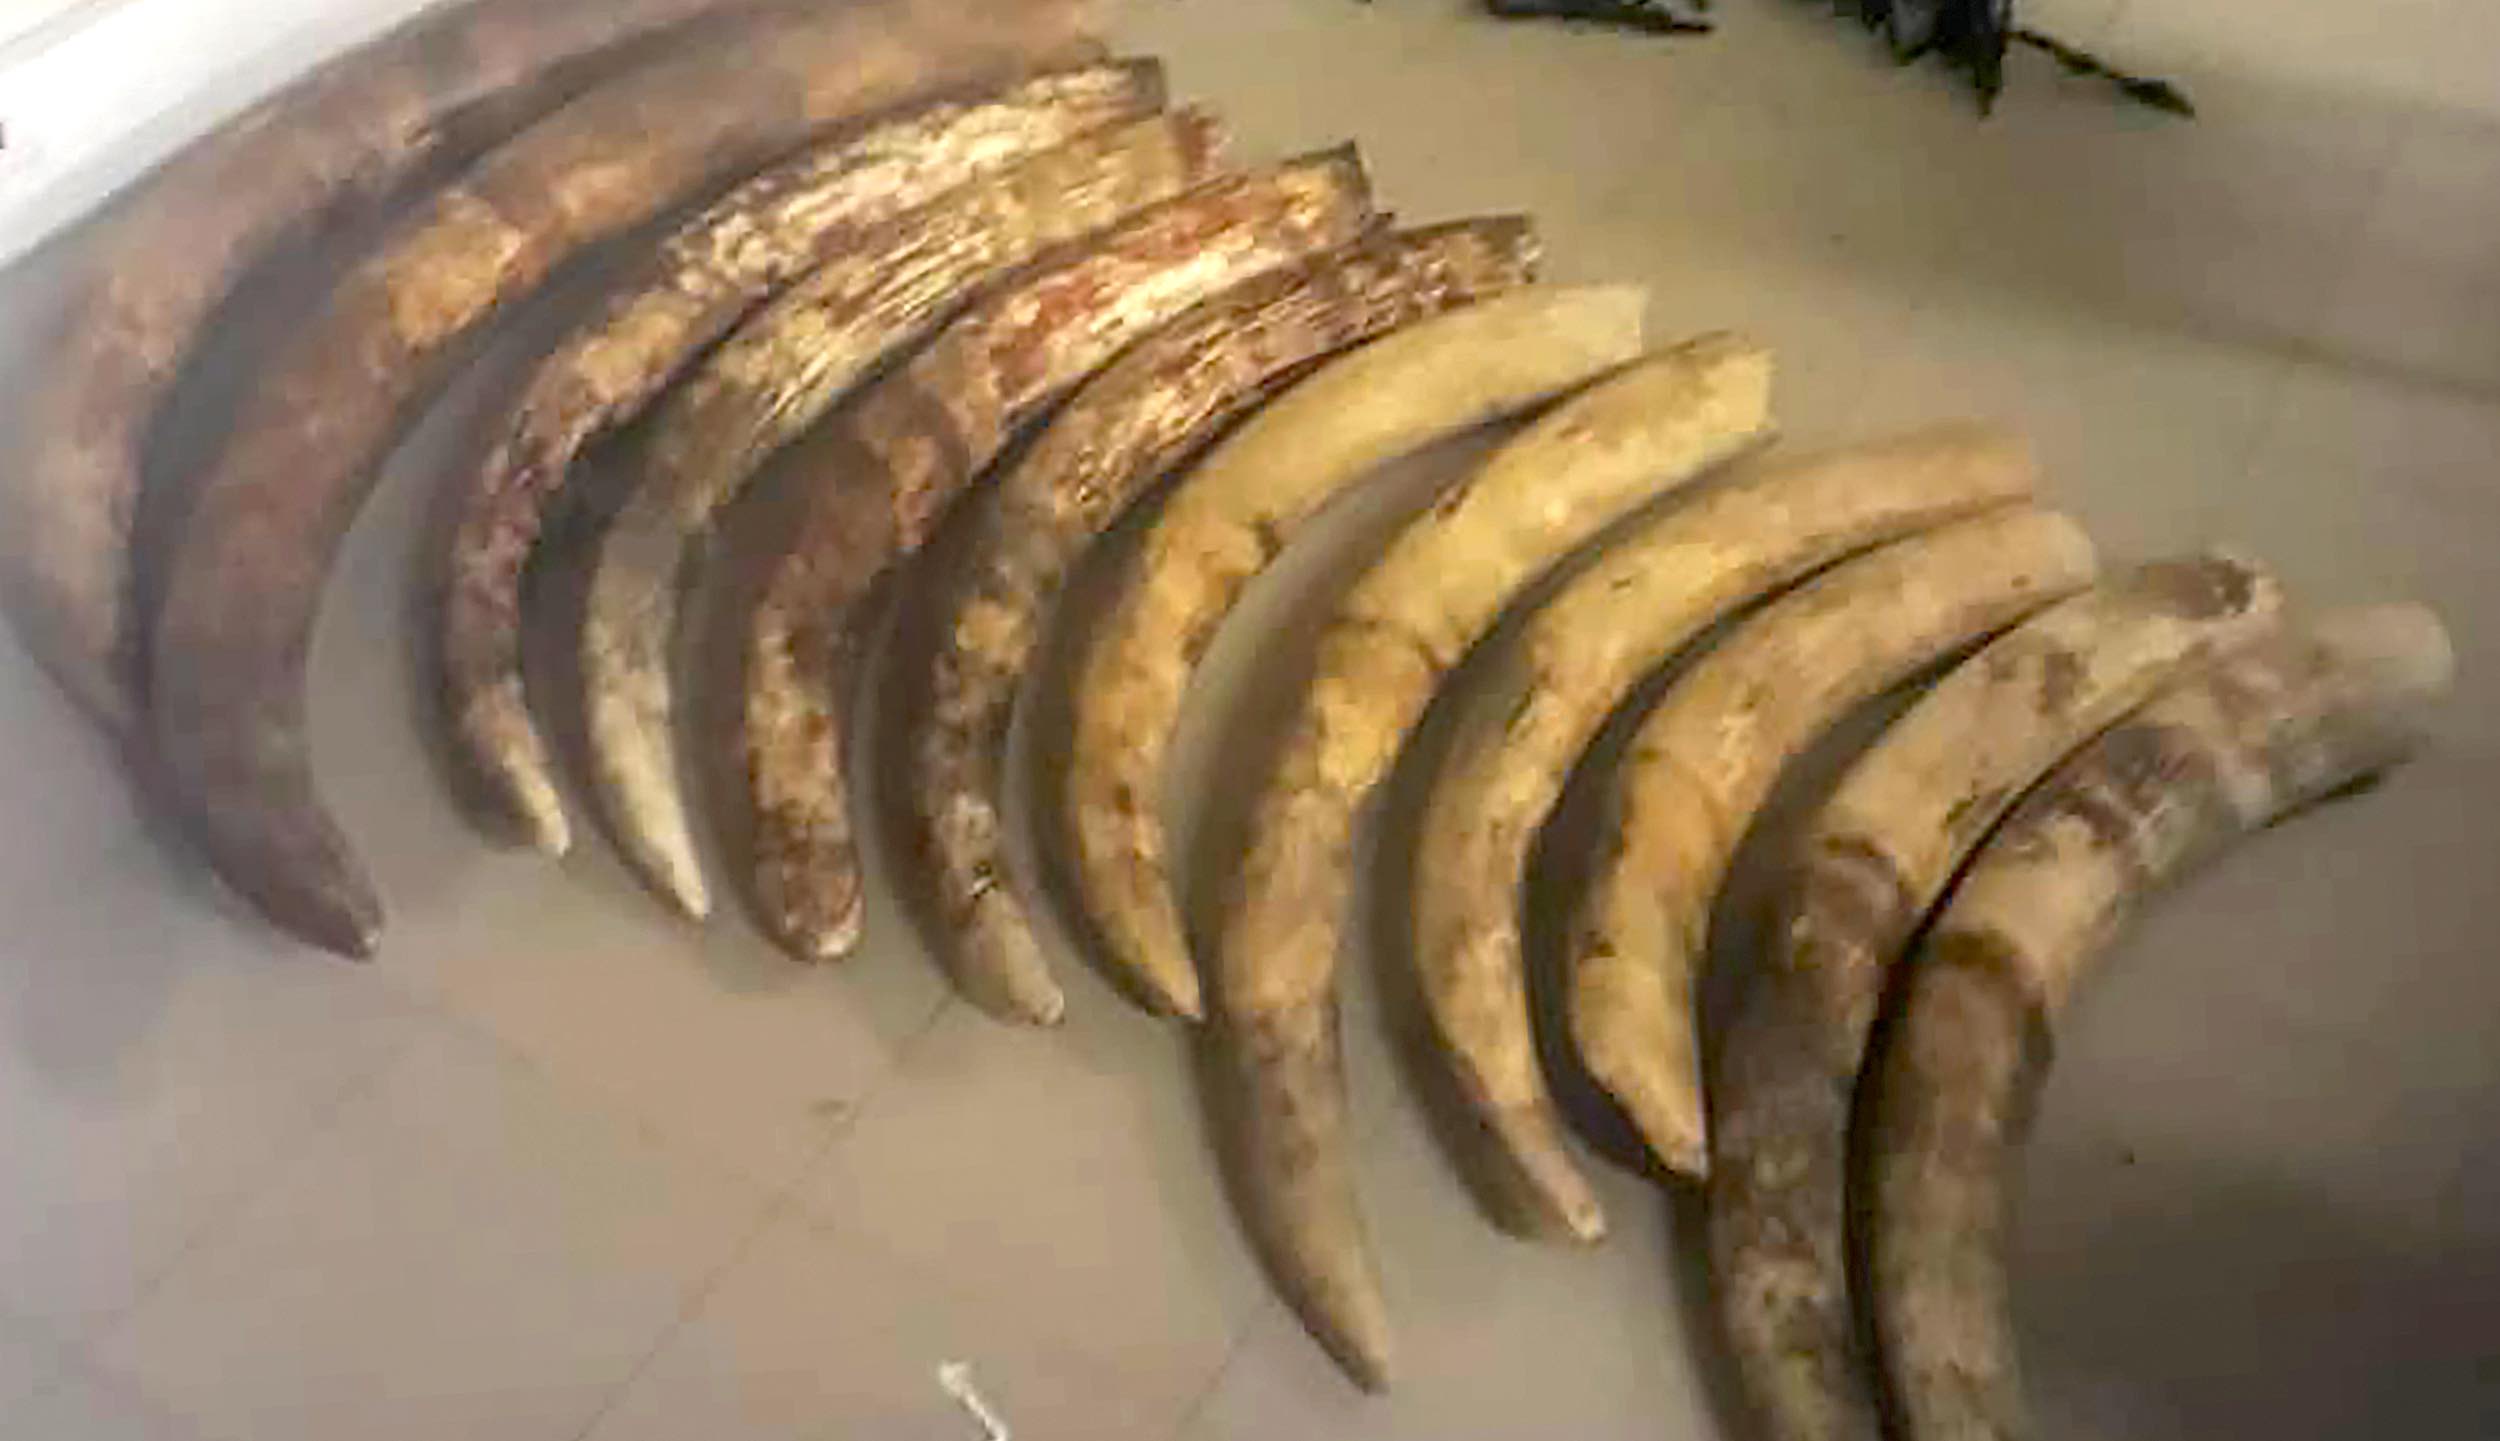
[0, 0, 443, 263]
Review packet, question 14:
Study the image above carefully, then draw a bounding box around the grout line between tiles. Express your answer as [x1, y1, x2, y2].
[782, 986, 956, 1162]
[2206, 107, 2416, 498]
[74, 968, 922, 1441]
[75, 935, 962, 1428]
[738, 985, 962, 1250]
[1162, 1301, 1264, 1441]
[85, 1007, 424, 1337]
[373, 943, 955, 1202]
[558, 1182, 804, 1441]
[47, 1024, 418, 1441]
[395, 997, 791, 1194]
[17, 1350, 212, 1441]
[557, 1016, 926, 1441]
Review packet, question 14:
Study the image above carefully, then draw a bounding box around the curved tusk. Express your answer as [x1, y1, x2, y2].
[1061, 286, 1648, 1019]
[145, 0, 1099, 957]
[438, 59, 1168, 858]
[1414, 425, 2052, 1235]
[567, 107, 1228, 926]
[738, 149, 1378, 989]
[1867, 605, 2450, 1441]
[1563, 504, 2096, 1181]
[1216, 336, 1775, 1388]
[1, 0, 767, 735]
[891, 220, 1539, 1019]
[1706, 553, 2286, 1441]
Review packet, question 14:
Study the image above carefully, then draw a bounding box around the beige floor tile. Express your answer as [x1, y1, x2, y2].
[1575, 93, 1949, 443]
[791, 997, 1263, 1422]
[2106, 0, 2500, 121]
[2437, 1114, 2500, 1295]
[1179, 1114, 1717, 1441]
[2015, 1148, 2491, 1440]
[1886, 42, 2405, 365]
[1806, 33, 2413, 514]
[1987, 349, 2500, 1439]
[93, 1026, 771, 1441]
[0, 884, 419, 1328]
[1119, 0, 1732, 289]
[1835, 290, 2294, 555]
[1359, 9, 1738, 220]
[2179, 360, 2500, 1042]
[586, 1202, 1219, 1441]
[2224, 363, 2500, 666]
[2025, 780, 2496, 1233]
[0, 652, 141, 922]
[1677, 0, 1975, 134]
[0, 1309, 66, 1421]
[2309, 111, 2500, 399]
[378, 878, 950, 1193]
[5, 1362, 202, 1441]
[2016, 0, 2129, 35]
[2015, 912, 2500, 1440]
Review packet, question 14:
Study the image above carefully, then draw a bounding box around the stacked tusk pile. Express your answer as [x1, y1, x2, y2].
[1, 0, 2448, 1416]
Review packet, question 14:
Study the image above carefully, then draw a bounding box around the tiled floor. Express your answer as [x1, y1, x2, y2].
[2, 0, 2497, 1437]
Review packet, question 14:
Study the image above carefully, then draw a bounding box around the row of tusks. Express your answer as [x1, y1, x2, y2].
[0, 2, 2451, 1436]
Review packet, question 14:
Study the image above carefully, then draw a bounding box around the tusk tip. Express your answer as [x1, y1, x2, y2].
[1129, 924, 1204, 1025]
[787, 904, 864, 964]
[960, 983, 1064, 1026]
[621, 823, 711, 923]
[2313, 603, 2457, 706]
[979, 970, 1066, 1027]
[1296, 1288, 1396, 1392]
[478, 735, 571, 858]
[1600, 1065, 1709, 1185]
[1500, 1113, 1608, 1243]
[245, 854, 387, 961]
[961, 890, 1065, 1025]
[1140, 961, 1204, 1021]
[1651, 1129, 1709, 1184]
[1331, 1330, 1395, 1394]
[515, 795, 571, 858]
[1562, 1198, 1608, 1245]
[298, 897, 384, 961]
[662, 877, 713, 923]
